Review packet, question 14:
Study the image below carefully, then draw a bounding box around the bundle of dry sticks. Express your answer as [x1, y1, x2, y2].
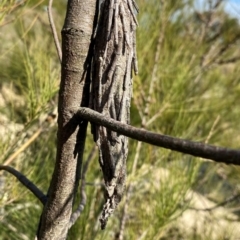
[90, 0, 139, 229]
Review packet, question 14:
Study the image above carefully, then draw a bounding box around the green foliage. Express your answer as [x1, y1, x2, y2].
[1, 0, 240, 239]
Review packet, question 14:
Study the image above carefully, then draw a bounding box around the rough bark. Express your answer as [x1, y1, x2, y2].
[90, 0, 138, 229]
[37, 1, 96, 239]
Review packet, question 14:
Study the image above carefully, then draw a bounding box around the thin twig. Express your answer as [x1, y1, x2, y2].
[3, 108, 57, 166]
[217, 56, 240, 64]
[77, 107, 240, 165]
[69, 145, 97, 228]
[1, 15, 38, 59]
[205, 115, 220, 144]
[3, 128, 42, 166]
[0, 0, 27, 27]
[142, 23, 165, 127]
[146, 104, 169, 127]
[131, 141, 142, 175]
[47, 0, 62, 63]
[133, 95, 143, 119]
[0, 165, 46, 205]
[117, 185, 131, 240]
[189, 193, 240, 212]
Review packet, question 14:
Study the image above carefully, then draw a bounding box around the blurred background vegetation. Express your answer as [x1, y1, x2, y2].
[1, 0, 240, 239]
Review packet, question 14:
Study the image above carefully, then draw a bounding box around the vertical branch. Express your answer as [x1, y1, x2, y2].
[91, 0, 138, 229]
[37, 0, 97, 239]
[47, 0, 62, 62]
[69, 145, 97, 228]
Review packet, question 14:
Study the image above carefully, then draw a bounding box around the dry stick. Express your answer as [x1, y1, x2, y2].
[0, 165, 46, 204]
[92, 0, 137, 229]
[0, 0, 41, 27]
[77, 107, 240, 165]
[117, 186, 130, 240]
[117, 141, 141, 240]
[1, 0, 25, 14]
[3, 108, 57, 167]
[142, 24, 165, 126]
[47, 0, 62, 63]
[198, 4, 239, 68]
[1, 15, 38, 59]
[198, 9, 211, 43]
[205, 115, 220, 144]
[189, 193, 240, 212]
[217, 56, 240, 64]
[3, 128, 42, 166]
[201, 30, 240, 72]
[146, 104, 169, 127]
[0, 0, 26, 27]
[68, 145, 97, 228]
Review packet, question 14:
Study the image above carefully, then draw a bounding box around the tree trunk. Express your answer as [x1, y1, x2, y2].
[37, 0, 96, 239]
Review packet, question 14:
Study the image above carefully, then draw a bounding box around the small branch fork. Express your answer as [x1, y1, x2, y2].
[77, 107, 240, 166]
[0, 165, 46, 205]
[1, 106, 240, 226]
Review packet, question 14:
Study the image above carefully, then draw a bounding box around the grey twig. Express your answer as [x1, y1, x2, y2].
[77, 107, 240, 165]
[69, 145, 97, 228]
[47, 0, 62, 63]
[0, 165, 46, 205]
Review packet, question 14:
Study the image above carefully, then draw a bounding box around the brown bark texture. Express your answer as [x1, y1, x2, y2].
[90, 0, 138, 229]
[37, 0, 96, 239]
